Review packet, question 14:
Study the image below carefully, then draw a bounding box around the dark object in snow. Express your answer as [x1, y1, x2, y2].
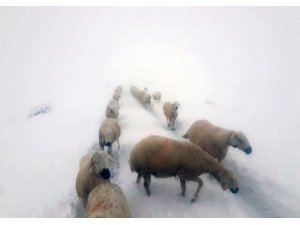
[100, 168, 111, 180]
[28, 104, 52, 118]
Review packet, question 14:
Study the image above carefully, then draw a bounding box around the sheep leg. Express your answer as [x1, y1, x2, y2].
[167, 119, 171, 127]
[180, 178, 186, 197]
[117, 138, 120, 149]
[108, 146, 112, 156]
[171, 119, 176, 130]
[143, 173, 151, 196]
[136, 173, 142, 184]
[191, 177, 203, 203]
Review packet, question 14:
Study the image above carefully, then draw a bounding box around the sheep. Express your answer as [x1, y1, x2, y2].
[136, 90, 146, 102]
[115, 85, 122, 94]
[107, 99, 119, 110]
[129, 135, 239, 202]
[152, 91, 161, 103]
[99, 118, 121, 155]
[141, 93, 151, 111]
[105, 99, 120, 119]
[113, 92, 121, 102]
[105, 105, 119, 119]
[163, 101, 180, 130]
[76, 151, 113, 208]
[85, 183, 130, 218]
[182, 120, 252, 162]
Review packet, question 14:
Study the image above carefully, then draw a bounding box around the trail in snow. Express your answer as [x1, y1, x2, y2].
[72, 86, 299, 218]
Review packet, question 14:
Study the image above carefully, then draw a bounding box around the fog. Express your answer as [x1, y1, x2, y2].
[0, 7, 299, 217]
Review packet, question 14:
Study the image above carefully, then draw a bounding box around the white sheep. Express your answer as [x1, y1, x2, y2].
[129, 135, 239, 202]
[183, 120, 252, 162]
[152, 91, 161, 103]
[85, 183, 130, 218]
[98, 118, 121, 155]
[163, 101, 180, 130]
[76, 151, 113, 208]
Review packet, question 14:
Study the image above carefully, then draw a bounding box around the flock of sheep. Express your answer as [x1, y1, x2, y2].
[75, 85, 253, 217]
[76, 86, 130, 217]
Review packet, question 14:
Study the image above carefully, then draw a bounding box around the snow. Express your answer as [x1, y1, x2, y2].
[0, 7, 300, 218]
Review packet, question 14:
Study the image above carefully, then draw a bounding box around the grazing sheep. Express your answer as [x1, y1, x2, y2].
[99, 118, 121, 155]
[129, 135, 239, 202]
[86, 183, 130, 218]
[152, 91, 161, 103]
[163, 101, 180, 130]
[141, 93, 151, 111]
[182, 120, 252, 162]
[76, 151, 113, 208]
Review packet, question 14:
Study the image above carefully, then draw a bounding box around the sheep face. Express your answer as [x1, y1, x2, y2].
[91, 152, 111, 180]
[220, 171, 239, 194]
[230, 132, 252, 155]
[173, 102, 180, 110]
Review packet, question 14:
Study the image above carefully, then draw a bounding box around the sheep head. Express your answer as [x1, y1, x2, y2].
[91, 152, 113, 180]
[230, 132, 252, 155]
[219, 170, 239, 194]
[173, 102, 180, 110]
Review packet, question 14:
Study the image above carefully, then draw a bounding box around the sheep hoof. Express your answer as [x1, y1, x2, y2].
[191, 198, 195, 203]
[171, 128, 176, 130]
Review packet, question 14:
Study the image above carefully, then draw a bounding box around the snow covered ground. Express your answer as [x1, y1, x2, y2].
[0, 7, 300, 218]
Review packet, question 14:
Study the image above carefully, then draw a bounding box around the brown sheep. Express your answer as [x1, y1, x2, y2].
[129, 135, 239, 202]
[163, 101, 180, 130]
[99, 118, 121, 155]
[76, 151, 112, 208]
[85, 183, 130, 218]
[152, 91, 161, 103]
[182, 120, 252, 162]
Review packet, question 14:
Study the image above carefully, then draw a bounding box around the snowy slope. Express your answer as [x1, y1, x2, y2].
[0, 7, 300, 217]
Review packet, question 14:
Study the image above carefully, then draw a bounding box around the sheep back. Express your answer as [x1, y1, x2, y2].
[99, 118, 121, 145]
[129, 135, 221, 178]
[86, 183, 130, 218]
[183, 120, 233, 161]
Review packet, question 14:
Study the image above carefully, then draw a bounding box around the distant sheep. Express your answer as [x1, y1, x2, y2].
[183, 120, 252, 162]
[115, 86, 122, 94]
[152, 92, 161, 103]
[105, 99, 120, 119]
[107, 99, 119, 110]
[99, 118, 121, 155]
[85, 183, 130, 218]
[163, 101, 180, 130]
[141, 93, 151, 111]
[129, 135, 239, 202]
[113, 92, 121, 102]
[76, 151, 113, 208]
